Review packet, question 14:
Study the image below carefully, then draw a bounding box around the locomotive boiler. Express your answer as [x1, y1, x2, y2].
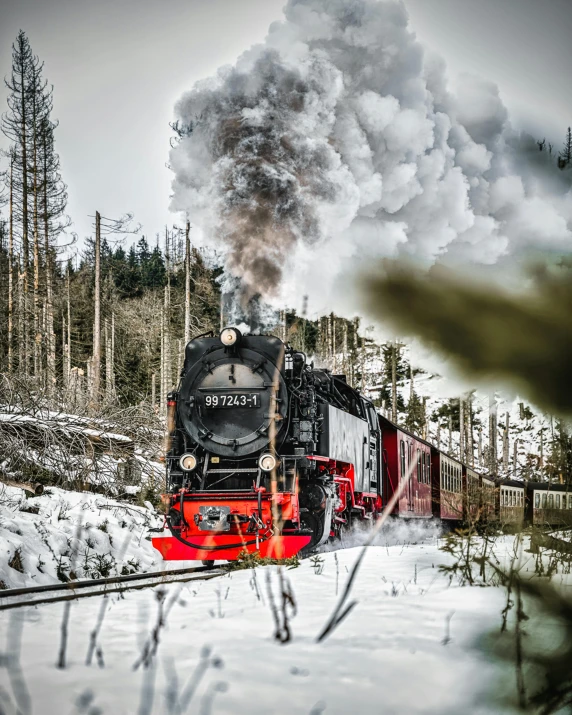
[152, 327, 382, 563]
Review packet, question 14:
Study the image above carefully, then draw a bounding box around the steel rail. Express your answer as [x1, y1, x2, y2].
[0, 565, 224, 612]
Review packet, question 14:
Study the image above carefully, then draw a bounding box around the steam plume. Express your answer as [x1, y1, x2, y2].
[170, 0, 572, 314]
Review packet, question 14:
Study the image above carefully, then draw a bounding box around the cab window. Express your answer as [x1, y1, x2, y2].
[400, 440, 406, 479]
[366, 404, 378, 432]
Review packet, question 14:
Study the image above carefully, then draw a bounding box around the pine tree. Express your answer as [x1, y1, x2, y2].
[378, 342, 407, 420]
[404, 389, 425, 434]
[2, 31, 67, 382]
[2, 31, 39, 373]
[559, 127, 572, 169]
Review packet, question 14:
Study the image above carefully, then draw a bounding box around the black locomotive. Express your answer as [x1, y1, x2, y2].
[153, 327, 382, 562]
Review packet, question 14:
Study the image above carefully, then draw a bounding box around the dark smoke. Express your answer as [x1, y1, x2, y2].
[173, 49, 343, 302]
[362, 259, 572, 415]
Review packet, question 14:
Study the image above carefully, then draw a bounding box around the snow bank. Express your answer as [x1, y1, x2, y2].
[0, 485, 165, 589]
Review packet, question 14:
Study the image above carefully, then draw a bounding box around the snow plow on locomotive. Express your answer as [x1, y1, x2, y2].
[152, 327, 382, 563]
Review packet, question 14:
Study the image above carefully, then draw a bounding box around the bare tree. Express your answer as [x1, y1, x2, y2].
[89, 212, 139, 406]
[503, 412, 510, 472]
[391, 341, 398, 423]
[184, 220, 191, 345]
[92, 211, 102, 403]
[459, 396, 465, 462]
[489, 394, 498, 476]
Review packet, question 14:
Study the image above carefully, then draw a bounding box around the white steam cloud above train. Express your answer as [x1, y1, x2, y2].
[169, 0, 572, 318]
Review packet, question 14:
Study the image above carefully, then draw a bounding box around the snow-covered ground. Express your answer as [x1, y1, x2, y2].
[1, 529, 564, 715]
[0, 484, 166, 589]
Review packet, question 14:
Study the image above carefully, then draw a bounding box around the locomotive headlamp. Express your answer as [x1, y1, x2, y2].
[259, 453, 277, 472]
[220, 327, 241, 347]
[179, 453, 197, 472]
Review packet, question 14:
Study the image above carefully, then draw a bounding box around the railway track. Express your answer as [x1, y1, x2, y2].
[0, 564, 225, 611]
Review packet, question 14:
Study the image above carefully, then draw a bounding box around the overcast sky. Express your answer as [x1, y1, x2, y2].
[1, 0, 571, 249]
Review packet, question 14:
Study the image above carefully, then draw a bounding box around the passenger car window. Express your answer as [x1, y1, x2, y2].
[556, 494, 561, 508]
[549, 494, 554, 508]
[534, 493, 540, 508]
[542, 494, 547, 508]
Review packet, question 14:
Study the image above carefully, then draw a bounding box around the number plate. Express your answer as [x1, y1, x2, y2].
[204, 393, 261, 409]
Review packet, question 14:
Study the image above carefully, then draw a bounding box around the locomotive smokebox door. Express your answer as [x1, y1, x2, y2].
[178, 341, 288, 458]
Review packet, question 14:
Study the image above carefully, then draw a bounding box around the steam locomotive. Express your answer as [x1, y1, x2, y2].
[152, 327, 382, 563]
[151, 327, 572, 564]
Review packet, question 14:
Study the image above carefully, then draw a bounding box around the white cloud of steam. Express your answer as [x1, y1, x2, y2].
[170, 0, 572, 320]
[319, 515, 442, 553]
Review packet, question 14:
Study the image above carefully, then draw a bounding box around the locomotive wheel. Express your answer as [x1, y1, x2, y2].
[201, 560, 215, 568]
[300, 511, 326, 556]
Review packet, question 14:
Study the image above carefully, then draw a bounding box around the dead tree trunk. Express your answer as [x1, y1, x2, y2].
[32, 91, 41, 379]
[20, 55, 30, 376]
[467, 393, 474, 467]
[111, 312, 115, 396]
[66, 262, 71, 383]
[91, 211, 101, 404]
[105, 319, 112, 401]
[513, 438, 519, 478]
[409, 364, 414, 403]
[503, 412, 510, 473]
[151, 372, 156, 411]
[391, 342, 398, 424]
[162, 285, 172, 413]
[478, 428, 483, 467]
[184, 220, 191, 345]
[448, 414, 453, 453]
[342, 322, 348, 377]
[489, 394, 498, 476]
[43, 131, 55, 395]
[459, 397, 465, 462]
[7, 154, 14, 373]
[331, 314, 336, 373]
[17, 257, 24, 370]
[160, 306, 165, 412]
[62, 314, 67, 388]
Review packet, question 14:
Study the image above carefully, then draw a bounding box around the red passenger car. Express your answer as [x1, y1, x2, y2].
[379, 416, 432, 519]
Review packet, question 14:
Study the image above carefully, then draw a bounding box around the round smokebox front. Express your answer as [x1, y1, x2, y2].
[178, 349, 288, 457]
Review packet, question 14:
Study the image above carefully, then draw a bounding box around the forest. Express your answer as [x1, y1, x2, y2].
[0, 31, 570, 491]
